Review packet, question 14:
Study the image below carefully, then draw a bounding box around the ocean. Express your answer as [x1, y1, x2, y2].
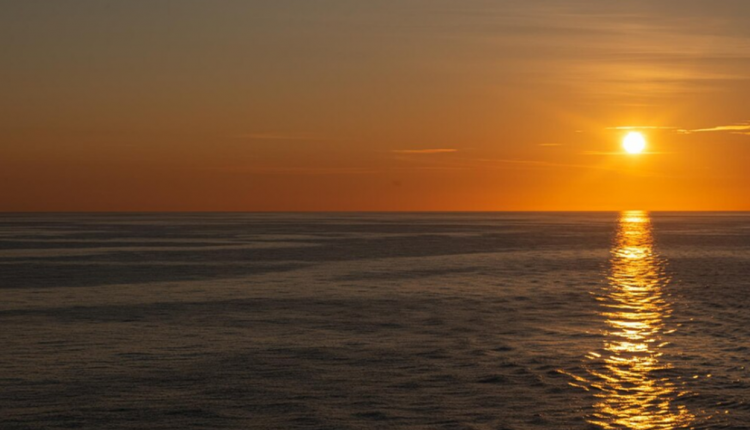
[1, 212, 748, 429]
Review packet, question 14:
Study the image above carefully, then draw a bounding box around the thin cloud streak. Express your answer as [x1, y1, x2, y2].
[607, 126, 678, 131]
[406, 156, 671, 178]
[679, 123, 750, 134]
[582, 151, 670, 155]
[392, 149, 458, 154]
[213, 166, 379, 175]
[209, 154, 674, 178]
[210, 164, 470, 176]
[232, 132, 326, 141]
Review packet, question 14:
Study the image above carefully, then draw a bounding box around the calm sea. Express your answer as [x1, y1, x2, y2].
[1, 212, 749, 429]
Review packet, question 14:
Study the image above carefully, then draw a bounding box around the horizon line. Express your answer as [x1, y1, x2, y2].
[2, 210, 749, 215]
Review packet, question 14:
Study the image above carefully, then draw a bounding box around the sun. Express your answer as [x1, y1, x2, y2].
[623, 132, 647, 154]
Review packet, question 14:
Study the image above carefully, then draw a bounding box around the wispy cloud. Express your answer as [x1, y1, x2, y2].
[606, 126, 677, 131]
[679, 123, 750, 134]
[606, 123, 750, 135]
[469, 156, 668, 176]
[401, 156, 669, 178]
[215, 166, 378, 175]
[582, 151, 670, 156]
[392, 149, 458, 154]
[232, 132, 325, 141]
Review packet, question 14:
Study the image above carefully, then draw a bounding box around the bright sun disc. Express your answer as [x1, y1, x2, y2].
[623, 132, 646, 154]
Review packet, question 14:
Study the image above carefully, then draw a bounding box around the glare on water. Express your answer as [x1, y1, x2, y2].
[586, 211, 694, 429]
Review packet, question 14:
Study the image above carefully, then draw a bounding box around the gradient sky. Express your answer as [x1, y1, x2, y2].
[3, 1, 750, 211]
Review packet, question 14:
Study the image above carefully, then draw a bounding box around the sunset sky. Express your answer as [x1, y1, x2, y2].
[2, 1, 750, 211]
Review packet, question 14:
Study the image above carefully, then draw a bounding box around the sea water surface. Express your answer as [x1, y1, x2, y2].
[1, 212, 749, 429]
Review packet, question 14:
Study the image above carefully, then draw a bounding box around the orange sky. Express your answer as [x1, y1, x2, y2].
[2, 1, 750, 211]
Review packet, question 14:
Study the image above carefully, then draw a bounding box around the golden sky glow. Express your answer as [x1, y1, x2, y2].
[2, 1, 750, 211]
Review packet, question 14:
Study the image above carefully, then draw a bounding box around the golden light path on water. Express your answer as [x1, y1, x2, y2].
[582, 211, 694, 429]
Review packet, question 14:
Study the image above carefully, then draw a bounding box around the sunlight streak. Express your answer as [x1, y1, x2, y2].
[586, 211, 694, 429]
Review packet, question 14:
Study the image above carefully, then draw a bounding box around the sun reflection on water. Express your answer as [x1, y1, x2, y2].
[586, 211, 694, 429]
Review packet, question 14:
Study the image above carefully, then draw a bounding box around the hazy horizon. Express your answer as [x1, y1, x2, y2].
[3, 209, 750, 214]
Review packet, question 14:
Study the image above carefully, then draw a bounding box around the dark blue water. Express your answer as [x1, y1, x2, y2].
[1, 212, 748, 429]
